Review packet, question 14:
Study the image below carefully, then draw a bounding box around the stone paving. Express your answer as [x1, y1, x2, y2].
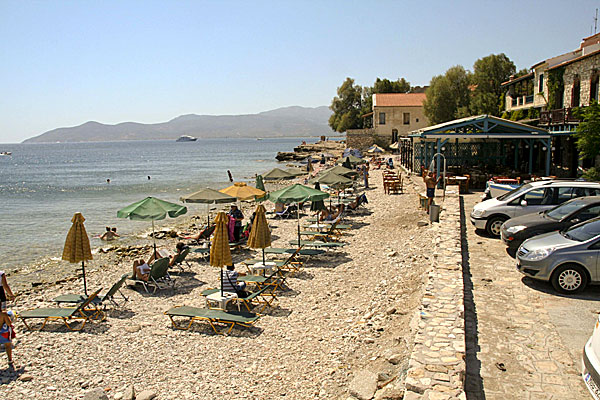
[462, 193, 589, 400]
[403, 190, 467, 400]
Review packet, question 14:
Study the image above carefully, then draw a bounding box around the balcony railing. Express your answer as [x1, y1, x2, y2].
[539, 107, 581, 125]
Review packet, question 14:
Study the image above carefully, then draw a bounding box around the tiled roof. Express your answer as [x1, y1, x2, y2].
[373, 93, 426, 107]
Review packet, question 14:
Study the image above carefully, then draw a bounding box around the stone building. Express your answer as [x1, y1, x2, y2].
[346, 93, 429, 150]
[500, 32, 600, 176]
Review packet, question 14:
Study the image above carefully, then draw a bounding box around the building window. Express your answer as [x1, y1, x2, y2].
[591, 72, 599, 103]
[403, 112, 410, 125]
[379, 112, 386, 125]
[538, 74, 544, 93]
[416, 118, 419, 122]
[572, 76, 581, 107]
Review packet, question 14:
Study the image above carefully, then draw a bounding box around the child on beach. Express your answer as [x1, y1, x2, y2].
[0, 310, 15, 368]
[0, 271, 15, 311]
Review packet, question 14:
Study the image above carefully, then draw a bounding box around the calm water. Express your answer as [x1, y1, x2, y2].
[0, 138, 307, 268]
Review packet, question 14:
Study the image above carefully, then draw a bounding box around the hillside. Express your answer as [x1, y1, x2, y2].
[23, 105, 333, 143]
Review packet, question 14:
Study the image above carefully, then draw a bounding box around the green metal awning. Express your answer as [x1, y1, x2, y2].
[409, 115, 550, 139]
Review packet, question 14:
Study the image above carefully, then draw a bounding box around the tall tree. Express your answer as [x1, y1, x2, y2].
[423, 66, 471, 124]
[575, 101, 600, 160]
[470, 53, 516, 116]
[329, 78, 364, 132]
[372, 78, 411, 94]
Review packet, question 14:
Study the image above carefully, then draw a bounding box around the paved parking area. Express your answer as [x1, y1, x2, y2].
[461, 192, 595, 399]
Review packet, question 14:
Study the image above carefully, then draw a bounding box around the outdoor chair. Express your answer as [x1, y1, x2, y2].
[288, 240, 346, 249]
[170, 247, 191, 272]
[128, 257, 174, 294]
[274, 204, 298, 219]
[235, 286, 278, 313]
[19, 288, 104, 331]
[299, 220, 348, 241]
[164, 306, 260, 335]
[53, 273, 129, 309]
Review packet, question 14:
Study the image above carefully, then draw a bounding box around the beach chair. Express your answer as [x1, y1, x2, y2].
[235, 286, 278, 313]
[275, 204, 297, 219]
[299, 220, 348, 242]
[170, 247, 191, 272]
[264, 247, 325, 256]
[128, 257, 174, 294]
[19, 288, 104, 331]
[54, 273, 129, 308]
[164, 306, 260, 335]
[239, 266, 288, 292]
[288, 240, 346, 249]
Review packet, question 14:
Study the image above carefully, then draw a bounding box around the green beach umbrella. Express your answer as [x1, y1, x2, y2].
[311, 171, 353, 188]
[285, 167, 306, 177]
[321, 165, 358, 178]
[338, 155, 365, 165]
[117, 196, 188, 252]
[262, 168, 294, 181]
[180, 188, 236, 227]
[255, 175, 266, 192]
[267, 183, 329, 247]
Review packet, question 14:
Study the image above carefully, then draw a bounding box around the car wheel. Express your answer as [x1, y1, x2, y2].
[485, 216, 506, 237]
[551, 264, 588, 294]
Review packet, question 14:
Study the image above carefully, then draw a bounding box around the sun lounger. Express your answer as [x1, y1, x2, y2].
[171, 247, 191, 272]
[299, 220, 348, 241]
[264, 248, 325, 256]
[128, 257, 174, 294]
[239, 268, 288, 291]
[274, 204, 298, 219]
[164, 305, 260, 335]
[288, 240, 346, 249]
[193, 246, 210, 259]
[19, 288, 104, 331]
[54, 273, 129, 308]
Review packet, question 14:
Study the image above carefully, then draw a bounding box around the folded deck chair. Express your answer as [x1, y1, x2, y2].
[164, 306, 260, 335]
[54, 273, 129, 308]
[19, 288, 104, 331]
[128, 257, 174, 294]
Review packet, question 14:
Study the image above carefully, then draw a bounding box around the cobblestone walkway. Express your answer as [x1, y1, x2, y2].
[462, 194, 589, 399]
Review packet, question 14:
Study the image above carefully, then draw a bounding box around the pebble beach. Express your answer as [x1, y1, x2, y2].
[0, 165, 435, 400]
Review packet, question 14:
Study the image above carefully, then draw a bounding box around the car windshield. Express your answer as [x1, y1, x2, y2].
[563, 218, 600, 242]
[546, 199, 587, 220]
[496, 183, 531, 201]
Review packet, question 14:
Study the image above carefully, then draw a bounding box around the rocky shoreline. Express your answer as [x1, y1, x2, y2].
[1, 167, 437, 400]
[275, 139, 345, 161]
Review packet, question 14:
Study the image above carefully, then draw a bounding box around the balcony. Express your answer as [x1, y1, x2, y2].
[508, 95, 534, 109]
[539, 107, 581, 126]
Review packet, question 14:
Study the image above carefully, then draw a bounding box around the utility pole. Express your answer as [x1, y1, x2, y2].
[595, 8, 598, 34]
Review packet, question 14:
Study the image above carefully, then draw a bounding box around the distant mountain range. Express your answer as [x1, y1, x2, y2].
[23, 106, 333, 143]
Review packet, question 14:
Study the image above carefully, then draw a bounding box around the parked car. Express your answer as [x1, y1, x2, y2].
[502, 196, 600, 252]
[516, 217, 600, 293]
[583, 313, 600, 400]
[471, 180, 600, 237]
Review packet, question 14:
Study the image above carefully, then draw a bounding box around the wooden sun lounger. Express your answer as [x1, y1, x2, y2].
[164, 305, 260, 335]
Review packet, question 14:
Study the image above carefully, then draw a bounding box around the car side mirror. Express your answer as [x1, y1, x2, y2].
[520, 199, 527, 207]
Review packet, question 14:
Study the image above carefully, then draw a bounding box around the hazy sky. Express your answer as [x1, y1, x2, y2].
[1, 1, 599, 143]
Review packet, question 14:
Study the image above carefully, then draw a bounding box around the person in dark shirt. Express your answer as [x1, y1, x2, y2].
[228, 205, 244, 242]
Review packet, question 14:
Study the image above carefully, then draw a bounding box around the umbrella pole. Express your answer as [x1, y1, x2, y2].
[152, 220, 157, 255]
[82, 261, 88, 296]
[221, 267, 224, 296]
[262, 248, 266, 276]
[297, 202, 301, 248]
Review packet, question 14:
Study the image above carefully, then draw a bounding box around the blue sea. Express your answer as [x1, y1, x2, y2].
[0, 137, 310, 268]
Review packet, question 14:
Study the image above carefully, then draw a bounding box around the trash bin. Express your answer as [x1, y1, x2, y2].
[429, 204, 441, 223]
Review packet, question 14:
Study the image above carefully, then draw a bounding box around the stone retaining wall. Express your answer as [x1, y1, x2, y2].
[403, 191, 466, 400]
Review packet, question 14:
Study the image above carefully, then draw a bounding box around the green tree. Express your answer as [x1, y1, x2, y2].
[423, 65, 471, 124]
[470, 53, 516, 115]
[329, 78, 364, 132]
[575, 101, 600, 160]
[372, 78, 411, 94]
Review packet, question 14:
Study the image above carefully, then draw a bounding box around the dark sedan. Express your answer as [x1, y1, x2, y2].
[501, 196, 600, 252]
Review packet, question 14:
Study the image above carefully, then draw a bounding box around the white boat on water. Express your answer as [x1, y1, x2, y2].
[176, 135, 197, 142]
[0, 151, 12, 156]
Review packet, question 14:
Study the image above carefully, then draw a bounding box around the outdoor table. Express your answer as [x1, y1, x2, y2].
[205, 291, 238, 311]
[249, 261, 276, 275]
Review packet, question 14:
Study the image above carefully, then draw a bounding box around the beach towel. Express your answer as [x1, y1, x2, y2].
[228, 216, 236, 242]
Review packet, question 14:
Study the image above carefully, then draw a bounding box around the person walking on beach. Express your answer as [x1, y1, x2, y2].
[0, 271, 15, 312]
[228, 205, 244, 242]
[422, 166, 441, 211]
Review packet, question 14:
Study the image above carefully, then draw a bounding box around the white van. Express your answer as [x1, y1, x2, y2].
[470, 180, 600, 236]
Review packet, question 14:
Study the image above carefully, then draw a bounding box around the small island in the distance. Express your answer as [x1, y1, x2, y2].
[23, 105, 333, 143]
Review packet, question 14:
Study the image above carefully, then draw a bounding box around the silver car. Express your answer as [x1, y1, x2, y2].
[516, 217, 600, 293]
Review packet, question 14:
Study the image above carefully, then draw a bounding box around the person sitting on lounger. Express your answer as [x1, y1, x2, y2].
[148, 242, 187, 267]
[132, 259, 151, 281]
[348, 194, 368, 210]
[181, 225, 215, 242]
[320, 204, 345, 222]
[221, 264, 247, 297]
